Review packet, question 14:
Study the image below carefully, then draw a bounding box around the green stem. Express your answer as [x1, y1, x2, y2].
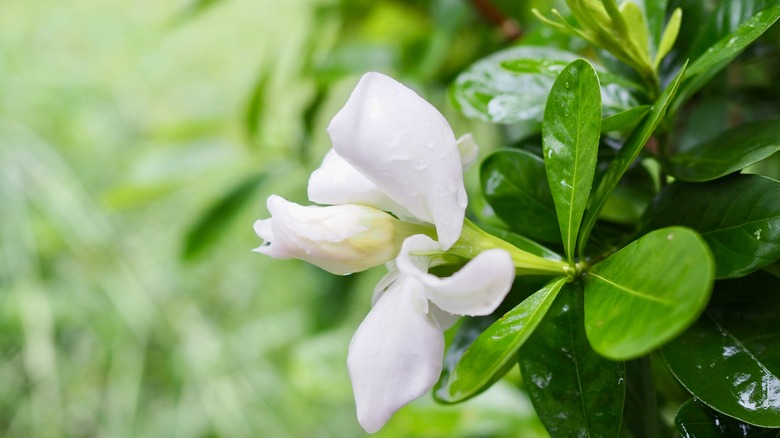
[448, 220, 571, 277]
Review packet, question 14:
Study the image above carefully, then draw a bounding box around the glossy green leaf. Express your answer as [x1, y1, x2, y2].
[579, 63, 686, 256]
[664, 271, 780, 427]
[666, 120, 780, 182]
[687, 5, 780, 78]
[481, 149, 560, 243]
[433, 276, 552, 404]
[601, 105, 650, 133]
[450, 46, 641, 124]
[672, 5, 780, 113]
[685, 0, 773, 61]
[519, 283, 625, 437]
[182, 173, 265, 260]
[641, 174, 780, 279]
[623, 357, 661, 438]
[543, 59, 601, 260]
[435, 276, 567, 402]
[584, 227, 715, 360]
[676, 398, 780, 438]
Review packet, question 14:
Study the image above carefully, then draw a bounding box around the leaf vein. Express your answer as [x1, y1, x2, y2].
[588, 273, 674, 306]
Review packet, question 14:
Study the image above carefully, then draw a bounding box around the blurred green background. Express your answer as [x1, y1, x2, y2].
[0, 0, 554, 436]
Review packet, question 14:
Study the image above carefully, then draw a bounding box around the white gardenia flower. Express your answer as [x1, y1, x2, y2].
[308, 72, 472, 250]
[347, 234, 515, 433]
[254, 195, 419, 275]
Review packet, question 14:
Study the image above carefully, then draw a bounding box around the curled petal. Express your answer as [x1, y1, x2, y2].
[254, 195, 400, 274]
[372, 258, 459, 330]
[397, 235, 515, 316]
[307, 149, 408, 217]
[429, 303, 460, 331]
[348, 277, 444, 433]
[328, 72, 466, 249]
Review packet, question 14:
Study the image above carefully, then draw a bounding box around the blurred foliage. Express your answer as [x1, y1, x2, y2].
[0, 0, 559, 436]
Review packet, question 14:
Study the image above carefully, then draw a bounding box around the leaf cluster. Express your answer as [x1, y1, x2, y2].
[439, 1, 780, 436]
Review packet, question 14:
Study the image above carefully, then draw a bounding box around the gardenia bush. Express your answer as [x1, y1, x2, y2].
[255, 1, 780, 435]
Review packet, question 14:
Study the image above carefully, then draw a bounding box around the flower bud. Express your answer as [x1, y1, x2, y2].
[254, 195, 419, 275]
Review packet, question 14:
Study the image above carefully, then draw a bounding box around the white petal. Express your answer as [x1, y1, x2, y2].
[253, 195, 400, 274]
[327, 72, 466, 249]
[429, 303, 460, 331]
[456, 133, 479, 170]
[397, 235, 515, 316]
[307, 149, 409, 217]
[348, 277, 444, 433]
[372, 257, 459, 330]
[371, 261, 400, 306]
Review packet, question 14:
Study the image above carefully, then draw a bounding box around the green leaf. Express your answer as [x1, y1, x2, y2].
[664, 271, 780, 428]
[685, 0, 772, 60]
[676, 398, 780, 438]
[479, 224, 563, 262]
[434, 276, 567, 403]
[450, 46, 641, 124]
[620, 1, 652, 66]
[519, 283, 625, 437]
[653, 8, 682, 70]
[641, 174, 780, 279]
[182, 173, 265, 260]
[434, 275, 553, 404]
[666, 120, 780, 182]
[584, 227, 715, 360]
[672, 5, 780, 113]
[578, 62, 686, 256]
[543, 59, 601, 260]
[636, 0, 668, 56]
[601, 105, 650, 134]
[623, 357, 661, 438]
[481, 149, 560, 243]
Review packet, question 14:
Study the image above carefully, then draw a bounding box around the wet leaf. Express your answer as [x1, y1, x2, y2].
[542, 59, 601, 260]
[519, 283, 625, 437]
[676, 398, 780, 437]
[584, 227, 715, 360]
[434, 276, 567, 402]
[481, 149, 560, 243]
[641, 174, 780, 279]
[664, 271, 780, 428]
[666, 120, 780, 182]
[450, 46, 640, 125]
[579, 63, 686, 256]
[672, 5, 780, 113]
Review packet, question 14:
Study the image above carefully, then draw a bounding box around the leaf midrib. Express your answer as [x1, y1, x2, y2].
[588, 273, 674, 307]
